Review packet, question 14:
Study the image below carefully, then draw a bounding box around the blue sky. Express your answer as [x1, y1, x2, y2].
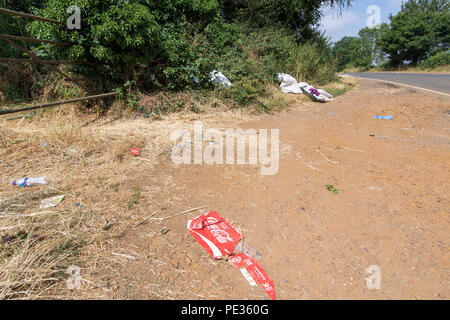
[319, 0, 405, 42]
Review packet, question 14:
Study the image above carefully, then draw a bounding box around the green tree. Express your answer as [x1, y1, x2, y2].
[27, 0, 220, 90]
[333, 23, 390, 71]
[220, 0, 351, 40]
[379, 0, 449, 66]
[332, 36, 360, 71]
[358, 24, 389, 66]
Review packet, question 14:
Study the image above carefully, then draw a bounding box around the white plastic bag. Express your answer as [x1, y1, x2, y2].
[277, 73, 333, 102]
[277, 73, 303, 94]
[299, 82, 333, 102]
[210, 70, 232, 88]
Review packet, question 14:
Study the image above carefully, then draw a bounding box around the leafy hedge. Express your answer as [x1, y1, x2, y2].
[1, 0, 345, 106]
[420, 51, 450, 69]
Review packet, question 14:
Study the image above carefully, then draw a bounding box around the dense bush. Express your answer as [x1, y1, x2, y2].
[0, 1, 52, 102]
[420, 51, 450, 69]
[28, 1, 166, 87]
[1, 0, 345, 107]
[212, 27, 337, 108]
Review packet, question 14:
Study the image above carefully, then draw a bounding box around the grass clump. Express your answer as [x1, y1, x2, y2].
[326, 185, 340, 195]
[127, 187, 142, 210]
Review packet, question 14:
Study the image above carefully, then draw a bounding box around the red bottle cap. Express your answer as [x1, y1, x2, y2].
[130, 148, 140, 156]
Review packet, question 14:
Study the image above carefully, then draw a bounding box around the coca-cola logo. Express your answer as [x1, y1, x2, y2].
[231, 256, 241, 264]
[205, 217, 234, 244]
[262, 283, 273, 290]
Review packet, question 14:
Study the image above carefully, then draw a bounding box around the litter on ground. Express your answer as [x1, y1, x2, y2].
[191, 75, 200, 84]
[210, 70, 232, 88]
[229, 253, 276, 300]
[374, 115, 394, 120]
[235, 239, 262, 260]
[277, 73, 303, 94]
[130, 148, 140, 156]
[187, 211, 242, 259]
[75, 202, 86, 208]
[12, 176, 47, 187]
[277, 73, 333, 102]
[40, 195, 65, 209]
[187, 211, 276, 300]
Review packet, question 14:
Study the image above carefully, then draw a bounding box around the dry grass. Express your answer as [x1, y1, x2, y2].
[321, 76, 358, 98]
[0, 106, 139, 299]
[0, 206, 95, 299]
[0, 97, 260, 299]
[0, 109, 103, 299]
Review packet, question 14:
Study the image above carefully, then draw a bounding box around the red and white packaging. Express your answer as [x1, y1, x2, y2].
[130, 148, 140, 156]
[187, 211, 242, 259]
[229, 253, 276, 300]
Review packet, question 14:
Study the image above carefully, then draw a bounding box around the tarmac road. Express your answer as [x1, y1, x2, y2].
[345, 72, 450, 96]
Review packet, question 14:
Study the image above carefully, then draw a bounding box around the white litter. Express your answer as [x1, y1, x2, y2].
[210, 70, 232, 88]
[278, 73, 303, 94]
[40, 195, 65, 209]
[277, 73, 333, 102]
[240, 268, 257, 286]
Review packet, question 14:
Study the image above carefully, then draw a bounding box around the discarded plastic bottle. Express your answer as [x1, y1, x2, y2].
[374, 115, 394, 120]
[13, 176, 47, 187]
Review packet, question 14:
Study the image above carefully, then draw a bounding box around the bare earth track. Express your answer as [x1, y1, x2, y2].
[91, 79, 449, 300]
[1, 78, 449, 299]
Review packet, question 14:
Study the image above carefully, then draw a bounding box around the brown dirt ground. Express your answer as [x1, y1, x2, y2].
[1, 78, 449, 300]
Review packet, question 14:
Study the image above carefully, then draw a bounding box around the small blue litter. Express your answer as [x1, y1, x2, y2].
[374, 115, 394, 120]
[191, 75, 199, 84]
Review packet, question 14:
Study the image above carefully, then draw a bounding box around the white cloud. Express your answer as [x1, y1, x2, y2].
[320, 11, 361, 32]
[319, 0, 404, 42]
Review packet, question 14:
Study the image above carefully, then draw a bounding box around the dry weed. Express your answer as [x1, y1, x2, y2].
[0, 97, 256, 299]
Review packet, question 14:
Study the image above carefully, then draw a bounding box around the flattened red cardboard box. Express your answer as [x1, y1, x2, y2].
[187, 211, 242, 259]
[229, 253, 276, 300]
[187, 211, 276, 300]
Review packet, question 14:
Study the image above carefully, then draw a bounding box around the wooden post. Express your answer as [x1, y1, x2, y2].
[0, 34, 71, 46]
[0, 7, 63, 25]
[0, 57, 78, 65]
[0, 92, 121, 115]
